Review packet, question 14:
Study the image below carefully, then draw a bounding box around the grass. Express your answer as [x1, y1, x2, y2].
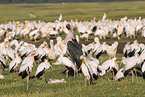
[0, 59, 145, 97]
[0, 1, 145, 97]
[0, 1, 145, 23]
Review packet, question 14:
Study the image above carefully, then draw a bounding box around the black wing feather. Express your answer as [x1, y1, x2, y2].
[67, 39, 83, 69]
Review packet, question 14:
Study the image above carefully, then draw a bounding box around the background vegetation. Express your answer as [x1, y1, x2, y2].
[1, 0, 145, 3]
[1, 1, 145, 23]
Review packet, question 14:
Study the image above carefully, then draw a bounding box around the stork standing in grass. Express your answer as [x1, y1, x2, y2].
[53, 55, 77, 78]
[18, 52, 35, 90]
[9, 53, 22, 73]
[35, 59, 53, 79]
[120, 54, 143, 81]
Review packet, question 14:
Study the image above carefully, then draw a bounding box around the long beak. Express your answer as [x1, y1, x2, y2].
[92, 43, 95, 48]
[137, 42, 141, 48]
[105, 44, 108, 49]
[78, 63, 83, 71]
[18, 55, 22, 61]
[20, 57, 22, 62]
[87, 51, 91, 57]
[137, 55, 143, 61]
[115, 60, 118, 71]
[50, 64, 53, 69]
[54, 55, 60, 64]
[120, 58, 123, 66]
[78, 59, 85, 71]
[1, 54, 4, 58]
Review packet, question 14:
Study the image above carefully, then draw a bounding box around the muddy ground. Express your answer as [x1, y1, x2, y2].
[0, 34, 144, 54]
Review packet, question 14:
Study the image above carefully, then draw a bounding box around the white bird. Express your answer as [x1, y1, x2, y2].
[29, 27, 40, 42]
[79, 55, 93, 85]
[9, 53, 22, 73]
[59, 14, 62, 22]
[115, 68, 124, 80]
[105, 41, 118, 58]
[0, 54, 6, 71]
[0, 74, 4, 79]
[123, 42, 131, 57]
[99, 58, 119, 80]
[102, 13, 106, 21]
[18, 52, 35, 90]
[53, 55, 77, 78]
[30, 12, 36, 18]
[48, 40, 56, 59]
[5, 40, 15, 60]
[80, 33, 89, 41]
[120, 54, 143, 81]
[117, 20, 124, 40]
[35, 59, 53, 79]
[86, 56, 100, 79]
[92, 42, 107, 61]
[46, 78, 66, 84]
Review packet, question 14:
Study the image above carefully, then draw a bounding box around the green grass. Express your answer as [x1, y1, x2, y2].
[0, 55, 145, 97]
[0, 1, 145, 23]
[0, 1, 145, 97]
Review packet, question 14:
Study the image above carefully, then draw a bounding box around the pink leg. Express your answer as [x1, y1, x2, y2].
[66, 69, 69, 77]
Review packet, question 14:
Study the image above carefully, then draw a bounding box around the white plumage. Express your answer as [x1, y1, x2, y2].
[0, 74, 4, 79]
[9, 53, 22, 72]
[35, 59, 53, 78]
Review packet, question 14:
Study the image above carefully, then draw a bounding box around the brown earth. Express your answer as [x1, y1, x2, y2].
[0, 34, 144, 54]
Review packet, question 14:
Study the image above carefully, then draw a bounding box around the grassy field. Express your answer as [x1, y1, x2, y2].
[0, 1, 145, 97]
[0, 1, 145, 23]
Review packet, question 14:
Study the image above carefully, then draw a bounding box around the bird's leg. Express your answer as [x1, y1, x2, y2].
[100, 36, 102, 39]
[41, 73, 45, 79]
[74, 68, 76, 79]
[15, 36, 18, 39]
[34, 39, 38, 42]
[26, 35, 28, 39]
[27, 74, 29, 90]
[79, 73, 82, 77]
[100, 56, 103, 63]
[131, 70, 134, 82]
[87, 37, 89, 41]
[133, 34, 135, 38]
[66, 69, 69, 77]
[88, 79, 90, 85]
[133, 68, 137, 78]
[118, 36, 121, 40]
[130, 35, 132, 39]
[105, 72, 110, 81]
[103, 36, 106, 39]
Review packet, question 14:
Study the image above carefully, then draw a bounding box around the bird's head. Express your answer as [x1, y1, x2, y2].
[31, 52, 36, 57]
[56, 36, 62, 42]
[80, 55, 85, 60]
[114, 58, 119, 71]
[127, 42, 130, 46]
[94, 37, 100, 44]
[50, 40, 53, 44]
[61, 79, 67, 83]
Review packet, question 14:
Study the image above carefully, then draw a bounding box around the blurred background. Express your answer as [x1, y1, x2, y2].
[1, 0, 145, 3]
